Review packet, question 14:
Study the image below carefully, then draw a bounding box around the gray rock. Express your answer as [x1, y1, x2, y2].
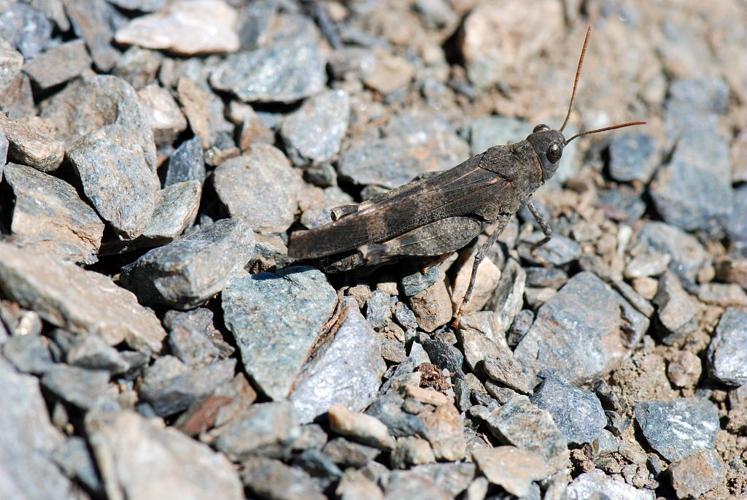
[0, 243, 166, 353]
[401, 266, 441, 297]
[0, 38, 23, 92]
[222, 267, 337, 400]
[727, 184, 747, 247]
[290, 298, 386, 423]
[242, 456, 325, 500]
[42, 364, 110, 409]
[530, 372, 606, 445]
[487, 258, 526, 334]
[624, 252, 671, 279]
[213, 144, 303, 233]
[525, 267, 568, 289]
[474, 396, 568, 473]
[384, 473, 451, 500]
[339, 111, 470, 188]
[668, 449, 724, 499]
[121, 219, 254, 309]
[707, 308, 747, 386]
[634, 398, 719, 462]
[0, 3, 52, 59]
[650, 126, 733, 233]
[652, 272, 702, 345]
[0, 114, 64, 172]
[3, 163, 104, 264]
[2, 333, 54, 374]
[166, 311, 223, 366]
[609, 132, 658, 183]
[483, 353, 535, 394]
[665, 78, 729, 140]
[86, 409, 243, 499]
[472, 446, 549, 498]
[139, 356, 236, 417]
[598, 187, 647, 223]
[165, 137, 205, 186]
[635, 222, 709, 283]
[51, 436, 103, 494]
[281, 89, 350, 164]
[211, 39, 327, 103]
[366, 290, 395, 328]
[323, 438, 380, 468]
[64, 0, 119, 71]
[141, 181, 201, 242]
[66, 334, 129, 374]
[467, 116, 529, 155]
[22, 40, 91, 90]
[0, 359, 74, 500]
[112, 46, 162, 90]
[366, 394, 428, 438]
[566, 470, 654, 500]
[514, 272, 649, 383]
[390, 463, 475, 498]
[519, 234, 581, 266]
[213, 401, 300, 460]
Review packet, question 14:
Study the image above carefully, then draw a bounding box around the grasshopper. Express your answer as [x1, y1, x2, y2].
[288, 27, 645, 325]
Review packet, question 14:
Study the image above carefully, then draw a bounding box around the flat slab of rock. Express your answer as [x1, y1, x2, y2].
[0, 359, 74, 500]
[4, 163, 104, 264]
[211, 39, 326, 103]
[115, 0, 239, 55]
[566, 470, 654, 500]
[64, 0, 119, 71]
[0, 113, 64, 172]
[213, 401, 300, 460]
[41, 364, 110, 410]
[121, 218, 255, 309]
[22, 39, 91, 90]
[514, 272, 649, 383]
[213, 144, 303, 233]
[222, 267, 337, 400]
[634, 398, 719, 462]
[290, 298, 385, 423]
[86, 410, 243, 500]
[164, 137, 205, 186]
[473, 446, 549, 497]
[0, 243, 165, 353]
[635, 222, 709, 283]
[707, 308, 747, 386]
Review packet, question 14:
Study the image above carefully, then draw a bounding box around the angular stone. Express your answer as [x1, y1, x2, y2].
[420, 402, 467, 461]
[473, 446, 550, 497]
[384, 474, 451, 500]
[409, 273, 452, 333]
[635, 398, 719, 462]
[487, 258, 526, 332]
[390, 463, 475, 497]
[0, 114, 64, 172]
[391, 437, 435, 468]
[113, 46, 162, 90]
[213, 401, 300, 460]
[609, 132, 658, 183]
[0, 73, 34, 119]
[176, 77, 220, 149]
[22, 40, 91, 90]
[140, 181, 202, 243]
[457, 311, 506, 370]
[698, 283, 747, 307]
[339, 111, 469, 188]
[66, 334, 129, 375]
[707, 308, 747, 386]
[0, 243, 166, 353]
[669, 449, 724, 499]
[139, 356, 236, 416]
[290, 299, 386, 423]
[2, 333, 54, 374]
[566, 470, 654, 500]
[530, 372, 606, 445]
[0, 3, 51, 59]
[115, 0, 239, 55]
[138, 84, 187, 145]
[323, 438, 380, 468]
[281, 89, 349, 164]
[625, 252, 671, 279]
[241, 456, 325, 500]
[41, 364, 110, 410]
[120, 219, 255, 309]
[519, 234, 582, 266]
[0, 38, 23, 92]
[86, 410, 243, 499]
[450, 248, 501, 314]
[211, 39, 327, 103]
[653, 272, 702, 345]
[63, 0, 119, 71]
[165, 137, 205, 186]
[479, 396, 568, 473]
[635, 222, 709, 283]
[213, 144, 303, 233]
[337, 469, 383, 500]
[329, 405, 395, 450]
[222, 267, 337, 400]
[666, 350, 702, 389]
[0, 359, 74, 500]
[483, 353, 535, 395]
[514, 272, 649, 383]
[164, 308, 232, 366]
[51, 437, 103, 495]
[650, 127, 733, 233]
[3, 163, 104, 264]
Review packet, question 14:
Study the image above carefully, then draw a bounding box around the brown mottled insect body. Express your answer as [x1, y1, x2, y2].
[287, 27, 645, 324]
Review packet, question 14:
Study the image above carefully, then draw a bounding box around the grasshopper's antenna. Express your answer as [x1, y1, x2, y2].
[566, 121, 647, 143]
[560, 26, 592, 133]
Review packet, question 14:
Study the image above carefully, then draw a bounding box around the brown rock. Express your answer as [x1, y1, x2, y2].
[669, 449, 724, 499]
[363, 51, 414, 94]
[115, 0, 239, 55]
[328, 405, 395, 450]
[421, 402, 466, 461]
[0, 243, 166, 353]
[63, 0, 119, 71]
[409, 273, 453, 332]
[0, 114, 64, 172]
[715, 257, 747, 289]
[666, 350, 702, 388]
[177, 78, 213, 148]
[138, 83, 187, 145]
[22, 40, 91, 90]
[473, 446, 550, 497]
[450, 248, 501, 314]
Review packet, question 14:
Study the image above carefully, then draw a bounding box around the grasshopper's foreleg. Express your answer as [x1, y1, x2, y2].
[527, 200, 552, 250]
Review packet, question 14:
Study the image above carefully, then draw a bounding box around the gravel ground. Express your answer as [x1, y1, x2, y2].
[0, 0, 746, 499]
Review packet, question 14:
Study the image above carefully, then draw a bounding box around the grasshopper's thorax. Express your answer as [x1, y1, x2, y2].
[526, 125, 566, 181]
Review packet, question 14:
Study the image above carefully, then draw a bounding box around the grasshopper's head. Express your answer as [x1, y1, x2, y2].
[527, 124, 565, 180]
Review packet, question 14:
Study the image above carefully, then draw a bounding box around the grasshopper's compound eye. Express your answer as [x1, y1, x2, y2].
[546, 143, 562, 163]
[533, 124, 550, 133]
